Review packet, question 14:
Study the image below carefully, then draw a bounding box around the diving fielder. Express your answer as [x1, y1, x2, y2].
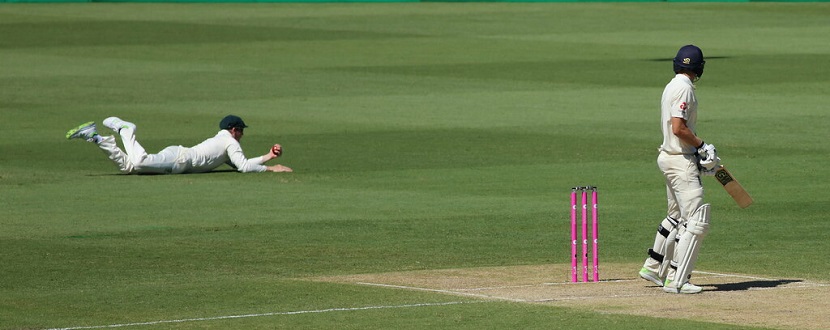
[66, 115, 292, 174]
[639, 45, 720, 294]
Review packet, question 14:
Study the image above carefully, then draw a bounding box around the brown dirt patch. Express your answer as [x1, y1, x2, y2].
[314, 263, 829, 329]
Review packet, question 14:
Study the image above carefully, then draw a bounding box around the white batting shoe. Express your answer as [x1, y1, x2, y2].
[662, 280, 703, 294]
[639, 268, 663, 287]
[66, 121, 98, 142]
[103, 117, 136, 133]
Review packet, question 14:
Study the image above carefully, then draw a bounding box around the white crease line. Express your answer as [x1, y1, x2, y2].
[693, 271, 778, 281]
[453, 271, 828, 292]
[459, 278, 641, 291]
[455, 271, 737, 292]
[44, 301, 478, 330]
[355, 282, 527, 302]
[356, 282, 664, 303]
[457, 274, 728, 292]
[530, 292, 663, 302]
[357, 270, 829, 302]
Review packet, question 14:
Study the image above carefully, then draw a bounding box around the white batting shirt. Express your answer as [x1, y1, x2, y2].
[659, 74, 698, 155]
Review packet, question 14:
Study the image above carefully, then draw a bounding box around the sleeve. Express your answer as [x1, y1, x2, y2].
[669, 86, 693, 120]
[226, 141, 268, 173]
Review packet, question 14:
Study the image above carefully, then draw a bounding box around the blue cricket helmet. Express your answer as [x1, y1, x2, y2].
[219, 115, 248, 129]
[673, 45, 705, 78]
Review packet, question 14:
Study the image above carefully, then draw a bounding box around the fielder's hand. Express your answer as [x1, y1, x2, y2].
[271, 144, 283, 157]
[267, 164, 293, 173]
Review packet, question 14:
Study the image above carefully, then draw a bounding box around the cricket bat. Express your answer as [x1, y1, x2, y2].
[712, 165, 753, 208]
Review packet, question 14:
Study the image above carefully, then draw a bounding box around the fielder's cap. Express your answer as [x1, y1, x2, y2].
[219, 115, 248, 129]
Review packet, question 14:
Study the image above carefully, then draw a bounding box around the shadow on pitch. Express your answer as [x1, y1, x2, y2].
[86, 169, 240, 176]
[710, 279, 801, 292]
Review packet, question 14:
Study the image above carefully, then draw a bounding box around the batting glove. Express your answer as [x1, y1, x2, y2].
[699, 156, 721, 172]
[696, 142, 717, 161]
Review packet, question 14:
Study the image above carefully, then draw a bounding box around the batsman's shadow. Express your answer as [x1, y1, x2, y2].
[709, 279, 801, 292]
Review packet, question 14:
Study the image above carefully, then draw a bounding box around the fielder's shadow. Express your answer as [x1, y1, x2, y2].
[87, 169, 239, 176]
[709, 279, 801, 292]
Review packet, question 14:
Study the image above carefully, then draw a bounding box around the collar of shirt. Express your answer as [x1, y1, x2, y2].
[675, 74, 696, 89]
[217, 129, 232, 138]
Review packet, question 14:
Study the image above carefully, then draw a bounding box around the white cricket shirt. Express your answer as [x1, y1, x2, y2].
[660, 74, 698, 155]
[185, 130, 267, 173]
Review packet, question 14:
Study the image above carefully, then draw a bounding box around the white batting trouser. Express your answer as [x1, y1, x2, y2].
[643, 151, 705, 276]
[96, 127, 187, 174]
[659, 152, 704, 223]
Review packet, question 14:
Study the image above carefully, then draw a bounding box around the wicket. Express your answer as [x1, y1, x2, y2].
[570, 186, 599, 282]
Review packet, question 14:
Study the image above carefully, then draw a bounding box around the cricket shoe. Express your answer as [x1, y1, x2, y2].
[662, 280, 703, 294]
[66, 121, 98, 142]
[639, 268, 663, 287]
[103, 117, 136, 133]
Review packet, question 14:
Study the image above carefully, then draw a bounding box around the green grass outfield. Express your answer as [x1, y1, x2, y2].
[2, 3, 829, 329]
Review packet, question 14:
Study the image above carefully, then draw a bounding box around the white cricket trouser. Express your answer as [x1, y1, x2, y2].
[658, 152, 704, 222]
[97, 127, 189, 174]
[643, 151, 705, 272]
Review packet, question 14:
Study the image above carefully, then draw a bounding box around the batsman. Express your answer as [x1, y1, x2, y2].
[639, 45, 720, 294]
